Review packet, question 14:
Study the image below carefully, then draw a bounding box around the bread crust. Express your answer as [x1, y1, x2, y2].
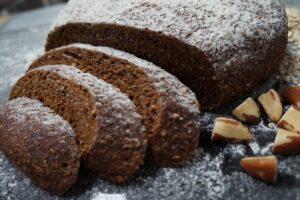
[45, 0, 288, 110]
[10, 65, 147, 183]
[29, 44, 200, 166]
[0, 97, 80, 195]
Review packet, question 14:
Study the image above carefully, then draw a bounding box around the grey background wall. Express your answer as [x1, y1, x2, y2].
[0, 0, 67, 14]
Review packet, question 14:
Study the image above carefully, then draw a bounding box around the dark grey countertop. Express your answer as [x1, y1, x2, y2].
[0, 1, 300, 200]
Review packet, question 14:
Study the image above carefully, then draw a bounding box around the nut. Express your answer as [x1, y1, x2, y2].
[277, 106, 300, 134]
[240, 156, 277, 183]
[282, 86, 300, 108]
[273, 128, 300, 155]
[232, 97, 261, 124]
[258, 89, 283, 123]
[211, 117, 253, 142]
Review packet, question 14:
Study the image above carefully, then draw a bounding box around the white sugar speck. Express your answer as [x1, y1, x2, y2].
[91, 193, 127, 200]
[260, 143, 273, 155]
[248, 141, 260, 154]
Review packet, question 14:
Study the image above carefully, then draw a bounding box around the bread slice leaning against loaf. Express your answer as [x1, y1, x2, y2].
[10, 65, 147, 184]
[0, 97, 80, 195]
[29, 43, 201, 167]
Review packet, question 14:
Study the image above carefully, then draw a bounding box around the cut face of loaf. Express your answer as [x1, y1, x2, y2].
[29, 44, 200, 167]
[45, 0, 288, 110]
[0, 97, 80, 195]
[10, 65, 147, 184]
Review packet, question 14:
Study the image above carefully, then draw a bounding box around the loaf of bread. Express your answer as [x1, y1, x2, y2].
[46, 0, 288, 110]
[10, 65, 147, 184]
[29, 43, 200, 167]
[0, 97, 80, 195]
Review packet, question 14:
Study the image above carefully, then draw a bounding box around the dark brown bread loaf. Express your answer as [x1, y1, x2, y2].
[29, 44, 200, 167]
[0, 97, 80, 195]
[45, 0, 288, 110]
[10, 65, 147, 184]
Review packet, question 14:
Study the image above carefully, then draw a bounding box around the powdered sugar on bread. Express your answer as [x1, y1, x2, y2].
[52, 0, 287, 72]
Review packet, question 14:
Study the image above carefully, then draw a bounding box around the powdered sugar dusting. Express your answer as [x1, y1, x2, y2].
[52, 0, 287, 74]
[248, 141, 261, 155]
[68, 43, 200, 116]
[191, 153, 225, 199]
[2, 97, 74, 136]
[30, 65, 144, 137]
[1, 2, 299, 199]
[82, 149, 226, 200]
[260, 143, 273, 155]
[247, 141, 274, 156]
[225, 144, 246, 157]
[91, 193, 127, 200]
[0, 47, 42, 94]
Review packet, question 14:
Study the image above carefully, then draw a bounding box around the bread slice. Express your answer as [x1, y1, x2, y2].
[10, 65, 147, 184]
[0, 97, 80, 195]
[29, 44, 200, 167]
[45, 0, 288, 110]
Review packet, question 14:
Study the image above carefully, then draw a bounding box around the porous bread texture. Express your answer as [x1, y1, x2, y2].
[29, 44, 200, 167]
[10, 65, 147, 184]
[0, 97, 80, 195]
[46, 0, 288, 110]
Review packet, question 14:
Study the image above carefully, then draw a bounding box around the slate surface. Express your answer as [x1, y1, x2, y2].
[0, 1, 299, 200]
